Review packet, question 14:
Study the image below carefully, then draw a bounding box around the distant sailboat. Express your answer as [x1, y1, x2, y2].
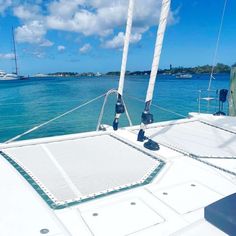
[0, 27, 22, 81]
[175, 73, 192, 79]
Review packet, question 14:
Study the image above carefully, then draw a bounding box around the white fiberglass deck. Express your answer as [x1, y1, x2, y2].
[0, 115, 236, 236]
[1, 133, 164, 208]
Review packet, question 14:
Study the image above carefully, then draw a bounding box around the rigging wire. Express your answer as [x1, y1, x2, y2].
[0, 118, 100, 131]
[97, 89, 133, 131]
[4, 93, 106, 143]
[127, 95, 187, 119]
[208, 0, 228, 91]
[0, 98, 99, 106]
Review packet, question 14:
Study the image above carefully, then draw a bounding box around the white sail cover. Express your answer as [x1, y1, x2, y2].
[145, 0, 171, 103]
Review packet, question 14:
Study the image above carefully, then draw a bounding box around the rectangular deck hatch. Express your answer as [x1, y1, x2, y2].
[153, 182, 222, 214]
[81, 198, 164, 236]
[1, 134, 165, 209]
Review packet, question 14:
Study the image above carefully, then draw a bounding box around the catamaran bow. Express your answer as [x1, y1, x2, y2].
[113, 0, 134, 130]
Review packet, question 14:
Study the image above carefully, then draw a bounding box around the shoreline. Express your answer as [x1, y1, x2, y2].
[31, 72, 230, 79]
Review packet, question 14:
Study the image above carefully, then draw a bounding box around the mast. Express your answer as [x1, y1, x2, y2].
[137, 0, 171, 148]
[207, 0, 227, 91]
[113, 0, 134, 130]
[12, 27, 18, 75]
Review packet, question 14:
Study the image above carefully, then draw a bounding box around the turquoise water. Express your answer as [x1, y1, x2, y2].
[0, 74, 229, 142]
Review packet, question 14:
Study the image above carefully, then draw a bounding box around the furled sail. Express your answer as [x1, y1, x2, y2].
[113, 0, 134, 130]
[137, 0, 171, 148]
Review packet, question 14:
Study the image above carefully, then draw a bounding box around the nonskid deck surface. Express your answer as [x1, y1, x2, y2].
[1, 133, 164, 208]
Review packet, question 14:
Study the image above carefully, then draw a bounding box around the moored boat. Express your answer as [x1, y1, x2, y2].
[0, 28, 24, 81]
[175, 73, 193, 79]
[0, 71, 22, 80]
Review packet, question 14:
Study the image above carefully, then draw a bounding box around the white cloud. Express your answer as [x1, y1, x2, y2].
[0, 0, 12, 14]
[46, 0, 176, 36]
[57, 45, 66, 52]
[13, 4, 41, 21]
[15, 21, 50, 45]
[40, 39, 54, 47]
[0, 53, 15, 59]
[46, 3, 126, 36]
[32, 51, 45, 58]
[22, 47, 46, 58]
[15, 20, 46, 44]
[10, 0, 177, 47]
[103, 32, 142, 49]
[48, 0, 85, 18]
[79, 43, 92, 54]
[13, 4, 49, 45]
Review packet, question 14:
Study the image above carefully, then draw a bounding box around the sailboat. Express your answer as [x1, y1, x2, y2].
[0, 28, 22, 81]
[0, 0, 235, 235]
[175, 73, 192, 79]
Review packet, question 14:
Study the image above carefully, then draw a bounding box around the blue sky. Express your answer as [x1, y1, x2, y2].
[0, 0, 235, 75]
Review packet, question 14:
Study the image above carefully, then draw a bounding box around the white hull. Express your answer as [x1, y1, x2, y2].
[0, 74, 21, 80]
[176, 74, 193, 79]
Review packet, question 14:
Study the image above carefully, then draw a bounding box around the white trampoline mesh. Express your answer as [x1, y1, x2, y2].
[144, 121, 236, 157]
[2, 134, 164, 207]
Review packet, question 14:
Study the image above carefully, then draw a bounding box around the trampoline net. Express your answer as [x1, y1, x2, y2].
[1, 134, 165, 209]
[143, 120, 236, 157]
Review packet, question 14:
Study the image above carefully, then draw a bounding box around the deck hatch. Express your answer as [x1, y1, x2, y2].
[1, 134, 165, 209]
[81, 198, 164, 236]
[153, 182, 222, 214]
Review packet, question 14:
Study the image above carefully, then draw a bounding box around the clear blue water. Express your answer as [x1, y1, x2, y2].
[0, 74, 229, 142]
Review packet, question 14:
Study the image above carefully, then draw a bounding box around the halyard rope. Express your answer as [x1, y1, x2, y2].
[208, 0, 228, 91]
